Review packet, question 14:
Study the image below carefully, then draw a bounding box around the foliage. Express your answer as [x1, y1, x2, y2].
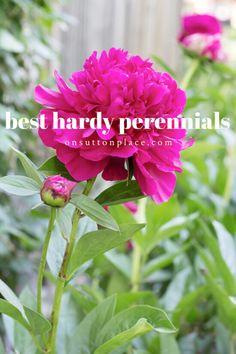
[0, 0, 62, 327]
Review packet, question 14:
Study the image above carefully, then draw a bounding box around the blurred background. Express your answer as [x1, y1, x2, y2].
[60, 0, 236, 76]
[1, 1, 236, 353]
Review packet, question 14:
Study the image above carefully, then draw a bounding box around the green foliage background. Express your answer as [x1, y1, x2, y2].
[0, 0, 58, 301]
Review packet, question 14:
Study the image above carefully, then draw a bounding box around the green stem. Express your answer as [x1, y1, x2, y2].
[131, 243, 142, 292]
[230, 335, 235, 354]
[131, 198, 146, 292]
[37, 207, 56, 314]
[46, 178, 96, 354]
[181, 59, 200, 91]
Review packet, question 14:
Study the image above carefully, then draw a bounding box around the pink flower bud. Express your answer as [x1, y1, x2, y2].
[40, 175, 76, 207]
[178, 14, 226, 62]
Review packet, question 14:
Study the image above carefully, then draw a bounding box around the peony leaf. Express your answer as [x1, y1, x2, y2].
[56, 204, 75, 239]
[95, 180, 145, 206]
[94, 305, 176, 354]
[0, 175, 40, 196]
[172, 286, 208, 326]
[71, 194, 119, 231]
[156, 213, 198, 242]
[205, 274, 236, 333]
[68, 223, 145, 277]
[0, 279, 24, 314]
[160, 333, 181, 354]
[69, 296, 117, 354]
[23, 306, 51, 335]
[94, 319, 153, 354]
[0, 299, 29, 330]
[12, 147, 43, 186]
[143, 242, 191, 278]
[213, 221, 236, 277]
[199, 220, 236, 294]
[115, 292, 156, 314]
[38, 155, 76, 180]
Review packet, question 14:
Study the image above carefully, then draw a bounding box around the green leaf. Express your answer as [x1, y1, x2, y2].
[105, 250, 132, 278]
[172, 286, 208, 326]
[68, 224, 145, 277]
[0, 299, 29, 330]
[199, 220, 236, 294]
[160, 334, 180, 354]
[152, 55, 176, 78]
[47, 224, 67, 276]
[144, 213, 198, 254]
[143, 242, 191, 278]
[56, 204, 75, 239]
[213, 221, 236, 277]
[145, 197, 180, 238]
[23, 306, 51, 335]
[14, 324, 36, 354]
[0, 279, 24, 314]
[68, 286, 96, 313]
[109, 204, 136, 225]
[71, 194, 119, 231]
[95, 306, 176, 353]
[95, 181, 144, 206]
[95, 318, 153, 354]
[12, 147, 43, 186]
[156, 213, 198, 242]
[206, 274, 236, 333]
[0, 176, 40, 196]
[162, 268, 191, 311]
[197, 246, 218, 277]
[69, 295, 117, 354]
[115, 292, 156, 314]
[38, 155, 75, 180]
[12, 287, 49, 352]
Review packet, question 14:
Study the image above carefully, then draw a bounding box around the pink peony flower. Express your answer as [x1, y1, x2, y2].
[179, 14, 225, 61]
[35, 48, 191, 204]
[40, 175, 76, 207]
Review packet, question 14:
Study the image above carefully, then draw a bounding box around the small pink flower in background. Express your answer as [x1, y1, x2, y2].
[123, 202, 138, 214]
[40, 175, 76, 207]
[126, 240, 134, 252]
[35, 48, 192, 204]
[179, 14, 225, 62]
[104, 201, 137, 214]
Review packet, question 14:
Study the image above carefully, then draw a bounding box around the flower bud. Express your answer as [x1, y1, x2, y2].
[40, 175, 76, 207]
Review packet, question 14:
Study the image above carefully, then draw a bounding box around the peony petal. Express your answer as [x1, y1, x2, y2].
[34, 85, 72, 111]
[102, 157, 128, 181]
[56, 145, 109, 181]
